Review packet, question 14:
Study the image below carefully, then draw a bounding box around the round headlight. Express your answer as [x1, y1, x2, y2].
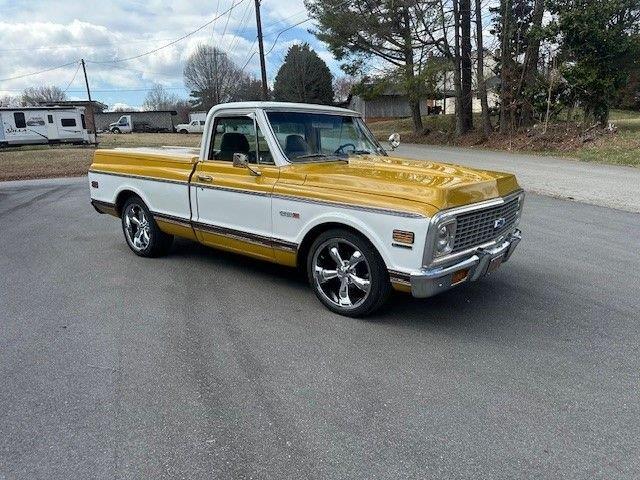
[434, 219, 456, 256]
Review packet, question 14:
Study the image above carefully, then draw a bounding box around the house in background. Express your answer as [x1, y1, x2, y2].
[349, 50, 500, 120]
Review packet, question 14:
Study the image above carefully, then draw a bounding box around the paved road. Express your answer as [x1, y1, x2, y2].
[397, 144, 640, 213]
[1, 177, 639, 479]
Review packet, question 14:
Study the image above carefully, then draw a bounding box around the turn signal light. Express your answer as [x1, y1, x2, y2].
[452, 269, 469, 285]
[392, 230, 414, 245]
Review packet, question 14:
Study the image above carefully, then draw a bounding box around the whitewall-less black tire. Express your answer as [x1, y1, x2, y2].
[307, 229, 391, 317]
[121, 196, 173, 257]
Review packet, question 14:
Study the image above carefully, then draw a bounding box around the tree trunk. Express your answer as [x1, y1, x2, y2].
[519, 0, 545, 126]
[402, 5, 423, 133]
[460, 0, 474, 134]
[499, 0, 512, 134]
[453, 0, 463, 135]
[475, 0, 492, 136]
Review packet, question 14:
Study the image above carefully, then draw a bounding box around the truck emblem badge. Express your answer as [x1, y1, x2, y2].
[494, 217, 506, 229]
[280, 211, 300, 219]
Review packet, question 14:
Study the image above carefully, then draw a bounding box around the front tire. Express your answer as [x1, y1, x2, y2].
[307, 229, 391, 317]
[112, 128, 121, 134]
[121, 196, 173, 257]
[179, 129, 188, 134]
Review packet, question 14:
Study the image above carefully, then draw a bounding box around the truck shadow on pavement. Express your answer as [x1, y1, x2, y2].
[166, 238, 539, 334]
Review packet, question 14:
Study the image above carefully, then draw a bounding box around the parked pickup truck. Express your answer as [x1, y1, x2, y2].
[175, 119, 206, 134]
[89, 102, 524, 316]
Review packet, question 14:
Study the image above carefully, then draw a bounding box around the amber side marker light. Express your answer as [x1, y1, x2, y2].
[392, 230, 414, 245]
[452, 269, 469, 285]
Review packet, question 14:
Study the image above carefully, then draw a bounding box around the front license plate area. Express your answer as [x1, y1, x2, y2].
[487, 254, 504, 274]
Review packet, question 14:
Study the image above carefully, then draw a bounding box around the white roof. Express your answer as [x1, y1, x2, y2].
[210, 101, 359, 116]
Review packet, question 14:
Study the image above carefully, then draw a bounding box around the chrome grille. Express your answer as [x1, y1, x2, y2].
[452, 196, 520, 253]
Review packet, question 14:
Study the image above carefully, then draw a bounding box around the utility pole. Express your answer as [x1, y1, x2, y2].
[254, 0, 268, 100]
[81, 59, 98, 146]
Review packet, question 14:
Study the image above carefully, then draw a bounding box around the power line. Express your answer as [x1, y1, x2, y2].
[0, 37, 178, 55]
[86, 0, 248, 65]
[0, 61, 79, 83]
[62, 61, 82, 94]
[263, 17, 311, 57]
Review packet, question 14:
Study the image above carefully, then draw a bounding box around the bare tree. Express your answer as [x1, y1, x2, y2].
[518, 0, 545, 126]
[475, 0, 493, 136]
[183, 44, 242, 110]
[306, 0, 430, 132]
[143, 84, 179, 111]
[21, 85, 66, 105]
[0, 94, 17, 107]
[333, 75, 357, 103]
[460, 0, 474, 133]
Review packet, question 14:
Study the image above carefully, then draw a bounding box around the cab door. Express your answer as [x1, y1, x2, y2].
[192, 113, 279, 262]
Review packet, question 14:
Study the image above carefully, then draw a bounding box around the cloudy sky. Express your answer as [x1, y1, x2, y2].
[0, 0, 340, 110]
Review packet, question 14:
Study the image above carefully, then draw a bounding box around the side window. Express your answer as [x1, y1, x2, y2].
[81, 114, 86, 129]
[47, 115, 54, 124]
[61, 118, 77, 127]
[210, 116, 255, 162]
[199, 121, 205, 125]
[14, 112, 26, 128]
[256, 124, 274, 165]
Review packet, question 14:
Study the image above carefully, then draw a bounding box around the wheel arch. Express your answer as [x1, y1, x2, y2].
[295, 218, 391, 272]
[113, 186, 150, 216]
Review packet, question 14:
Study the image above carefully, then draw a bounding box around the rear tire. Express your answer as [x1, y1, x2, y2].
[307, 229, 391, 317]
[179, 129, 188, 134]
[121, 196, 173, 257]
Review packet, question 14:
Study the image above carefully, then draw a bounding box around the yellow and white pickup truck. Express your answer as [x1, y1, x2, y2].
[89, 102, 524, 316]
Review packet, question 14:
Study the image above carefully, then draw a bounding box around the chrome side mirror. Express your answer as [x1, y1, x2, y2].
[232, 152, 261, 176]
[388, 133, 401, 150]
[232, 152, 249, 168]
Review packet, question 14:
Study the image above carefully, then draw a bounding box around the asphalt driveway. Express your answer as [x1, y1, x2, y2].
[1, 177, 639, 479]
[397, 144, 640, 213]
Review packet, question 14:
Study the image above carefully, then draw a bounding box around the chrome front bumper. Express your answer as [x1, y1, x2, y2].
[410, 229, 522, 298]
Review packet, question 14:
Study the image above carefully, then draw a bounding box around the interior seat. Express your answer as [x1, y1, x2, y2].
[284, 134, 309, 159]
[218, 132, 250, 161]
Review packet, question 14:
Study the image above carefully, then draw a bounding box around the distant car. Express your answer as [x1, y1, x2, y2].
[175, 120, 205, 134]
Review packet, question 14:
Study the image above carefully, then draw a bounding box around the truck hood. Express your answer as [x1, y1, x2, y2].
[286, 154, 520, 210]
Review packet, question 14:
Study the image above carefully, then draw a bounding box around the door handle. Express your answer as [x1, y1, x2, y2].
[197, 174, 213, 182]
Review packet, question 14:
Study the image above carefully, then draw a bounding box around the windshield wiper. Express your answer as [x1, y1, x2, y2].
[349, 149, 372, 155]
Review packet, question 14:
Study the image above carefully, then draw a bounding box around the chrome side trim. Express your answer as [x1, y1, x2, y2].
[91, 199, 117, 216]
[272, 193, 425, 218]
[192, 221, 298, 252]
[152, 212, 192, 229]
[89, 169, 189, 186]
[192, 182, 271, 198]
[92, 168, 425, 218]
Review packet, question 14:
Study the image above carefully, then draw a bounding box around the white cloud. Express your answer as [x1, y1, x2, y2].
[0, 0, 339, 105]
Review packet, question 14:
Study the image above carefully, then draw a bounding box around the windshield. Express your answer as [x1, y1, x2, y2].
[266, 111, 386, 162]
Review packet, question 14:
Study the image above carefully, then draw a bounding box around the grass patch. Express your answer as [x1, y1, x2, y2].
[0, 133, 201, 181]
[368, 109, 640, 167]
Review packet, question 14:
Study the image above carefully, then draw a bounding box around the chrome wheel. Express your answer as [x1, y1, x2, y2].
[312, 238, 371, 310]
[123, 203, 151, 252]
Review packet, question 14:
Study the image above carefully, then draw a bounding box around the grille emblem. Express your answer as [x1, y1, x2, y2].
[494, 217, 506, 229]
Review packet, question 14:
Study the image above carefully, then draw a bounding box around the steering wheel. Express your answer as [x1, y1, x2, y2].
[334, 143, 356, 155]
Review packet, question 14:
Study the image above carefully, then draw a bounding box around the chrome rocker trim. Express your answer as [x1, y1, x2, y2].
[409, 229, 522, 298]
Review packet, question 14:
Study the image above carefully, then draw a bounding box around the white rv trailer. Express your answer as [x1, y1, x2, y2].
[0, 106, 90, 147]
